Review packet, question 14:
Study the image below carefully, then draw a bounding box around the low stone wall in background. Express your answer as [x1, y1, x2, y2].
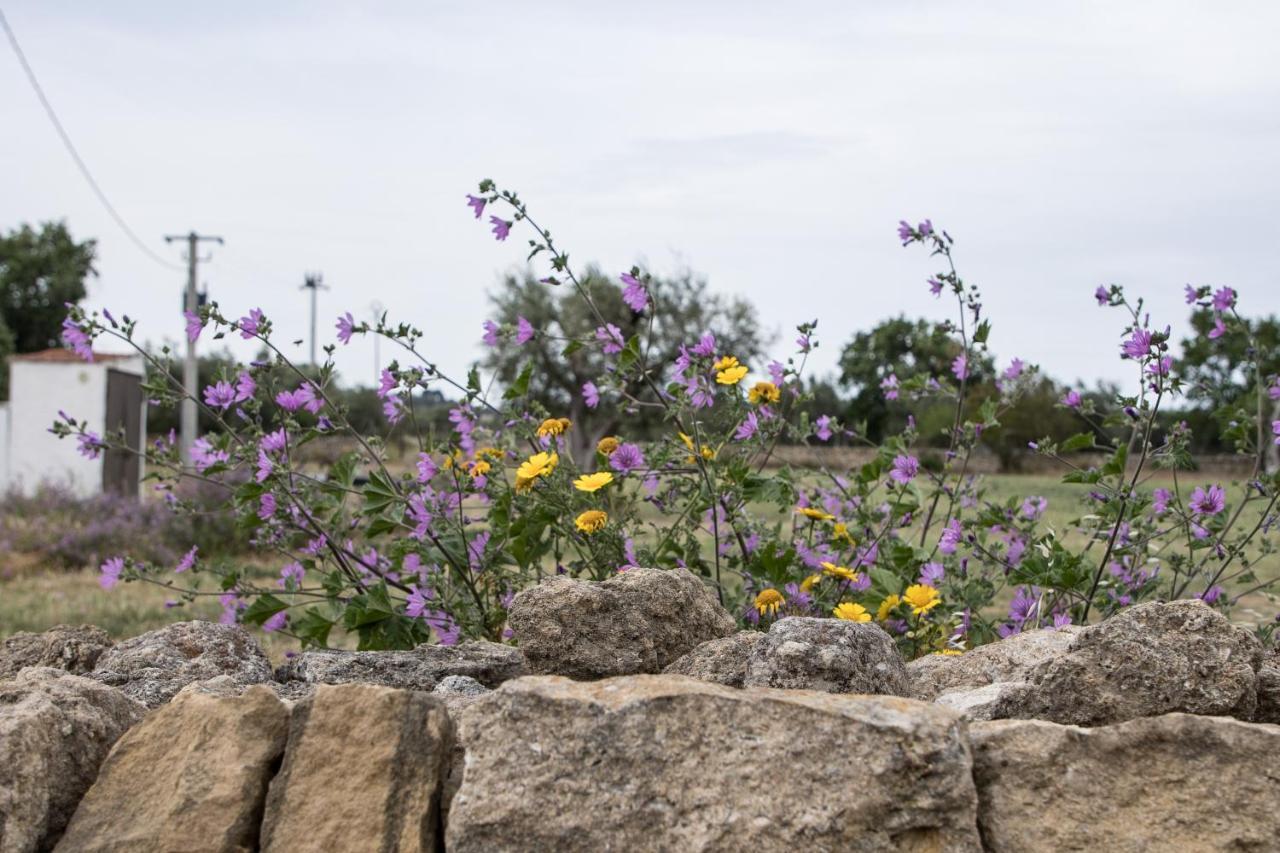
[1, 568, 1277, 852]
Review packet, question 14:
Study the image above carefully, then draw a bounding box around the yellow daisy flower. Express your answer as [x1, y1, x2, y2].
[573, 471, 614, 492]
[678, 432, 715, 463]
[536, 417, 572, 438]
[515, 451, 558, 493]
[797, 507, 835, 522]
[712, 355, 740, 372]
[716, 364, 749, 385]
[832, 522, 855, 545]
[754, 588, 785, 617]
[468, 460, 491, 480]
[800, 573, 821, 593]
[747, 381, 780, 404]
[833, 602, 871, 622]
[877, 594, 902, 622]
[820, 561, 859, 583]
[596, 436, 620, 456]
[903, 584, 942, 616]
[575, 509, 608, 534]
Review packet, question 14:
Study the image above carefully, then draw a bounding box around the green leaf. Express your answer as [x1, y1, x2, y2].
[1060, 432, 1096, 453]
[561, 340, 583, 357]
[503, 362, 534, 400]
[973, 320, 991, 344]
[292, 608, 336, 648]
[617, 334, 643, 371]
[241, 593, 288, 627]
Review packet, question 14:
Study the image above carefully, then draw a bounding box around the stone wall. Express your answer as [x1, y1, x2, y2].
[1, 569, 1277, 852]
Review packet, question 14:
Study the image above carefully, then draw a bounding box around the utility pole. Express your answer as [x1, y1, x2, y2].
[164, 231, 223, 465]
[300, 272, 328, 365]
[369, 300, 384, 386]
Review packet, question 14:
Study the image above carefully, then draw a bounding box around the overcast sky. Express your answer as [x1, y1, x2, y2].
[3, 1, 1277, 395]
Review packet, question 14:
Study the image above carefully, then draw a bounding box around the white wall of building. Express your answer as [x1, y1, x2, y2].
[0, 402, 9, 491]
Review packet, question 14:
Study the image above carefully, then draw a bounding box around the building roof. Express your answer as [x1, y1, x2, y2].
[9, 348, 136, 364]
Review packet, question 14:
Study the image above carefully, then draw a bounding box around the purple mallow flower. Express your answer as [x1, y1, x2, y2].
[61, 317, 93, 361]
[881, 373, 899, 400]
[336, 312, 355, 344]
[890, 454, 919, 484]
[919, 561, 945, 585]
[175, 546, 198, 573]
[77, 431, 103, 460]
[1211, 286, 1235, 312]
[239, 308, 263, 339]
[1188, 484, 1225, 516]
[99, 556, 124, 589]
[609, 443, 646, 474]
[516, 316, 535, 345]
[262, 611, 288, 633]
[1152, 487, 1171, 514]
[489, 215, 511, 241]
[466, 194, 486, 219]
[582, 382, 600, 409]
[1094, 285, 1109, 306]
[596, 324, 624, 355]
[951, 354, 968, 381]
[814, 415, 834, 442]
[939, 519, 963, 555]
[734, 412, 759, 441]
[203, 381, 237, 410]
[482, 320, 499, 346]
[184, 310, 203, 343]
[621, 273, 649, 312]
[1061, 389, 1082, 409]
[1121, 328, 1152, 360]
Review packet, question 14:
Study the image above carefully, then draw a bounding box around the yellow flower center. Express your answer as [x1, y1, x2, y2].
[596, 436, 620, 456]
[903, 584, 942, 615]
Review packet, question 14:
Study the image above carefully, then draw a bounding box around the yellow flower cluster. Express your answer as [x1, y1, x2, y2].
[515, 451, 558, 493]
[536, 417, 572, 438]
[713, 355, 749, 385]
[747, 381, 780, 404]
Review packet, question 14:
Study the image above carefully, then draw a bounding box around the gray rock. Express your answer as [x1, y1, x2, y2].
[508, 568, 737, 679]
[90, 620, 273, 708]
[1255, 648, 1280, 724]
[742, 617, 910, 696]
[274, 641, 525, 696]
[446, 675, 982, 852]
[433, 674, 490, 712]
[0, 625, 113, 680]
[662, 631, 764, 688]
[907, 627, 1081, 701]
[54, 685, 290, 852]
[971, 713, 1280, 852]
[0, 668, 145, 853]
[260, 684, 452, 853]
[933, 682, 1028, 721]
[1007, 600, 1262, 725]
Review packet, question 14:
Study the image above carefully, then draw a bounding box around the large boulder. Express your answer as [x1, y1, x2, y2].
[260, 684, 451, 853]
[971, 713, 1280, 852]
[274, 641, 525, 694]
[0, 626, 113, 680]
[54, 685, 290, 852]
[508, 568, 737, 679]
[1005, 600, 1262, 725]
[907, 627, 1081, 701]
[1254, 648, 1280, 725]
[0, 669, 145, 853]
[90, 621, 273, 708]
[446, 675, 981, 852]
[662, 631, 764, 688]
[742, 617, 910, 696]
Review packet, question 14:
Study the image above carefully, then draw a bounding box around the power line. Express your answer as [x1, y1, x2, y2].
[0, 7, 183, 271]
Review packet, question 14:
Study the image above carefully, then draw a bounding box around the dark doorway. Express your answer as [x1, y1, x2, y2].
[103, 369, 142, 497]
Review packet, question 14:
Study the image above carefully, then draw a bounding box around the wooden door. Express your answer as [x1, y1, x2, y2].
[103, 369, 142, 497]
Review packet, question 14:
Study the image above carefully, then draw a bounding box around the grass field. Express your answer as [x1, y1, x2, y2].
[2, 473, 1276, 657]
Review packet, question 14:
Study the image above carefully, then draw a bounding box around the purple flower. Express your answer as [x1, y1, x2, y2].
[596, 324, 624, 355]
[259, 493, 277, 520]
[176, 546, 198, 573]
[814, 415, 834, 442]
[516, 316, 535, 344]
[234, 372, 256, 403]
[416, 452, 438, 483]
[99, 556, 124, 589]
[1152, 487, 1171, 514]
[1269, 378, 1280, 401]
[1199, 585, 1225, 605]
[890, 454, 919, 484]
[951, 354, 968, 381]
[261, 428, 287, 453]
[1002, 358, 1025, 381]
[928, 278, 943, 296]
[1121, 328, 1153, 360]
[466, 194, 486, 219]
[1094, 285, 1109, 306]
[1020, 496, 1047, 519]
[184, 310, 203, 343]
[1189, 484, 1225, 516]
[734, 411, 760, 441]
[919, 561, 945, 585]
[489, 215, 511, 241]
[880, 373, 899, 400]
[1008, 585, 1040, 626]
[768, 360, 785, 386]
[1211, 286, 1236, 312]
[190, 437, 229, 472]
[1184, 284, 1199, 304]
[77, 431, 104, 460]
[897, 220, 914, 245]
[203, 380, 237, 410]
[796, 334, 811, 353]
[621, 273, 649, 312]
[238, 308, 264, 339]
[609, 443, 646, 474]
[262, 611, 288, 633]
[1146, 355, 1172, 377]
[691, 332, 717, 357]
[1209, 317, 1227, 339]
[917, 219, 933, 237]
[426, 611, 460, 646]
[406, 585, 432, 618]
[1272, 419, 1280, 446]
[60, 317, 93, 361]
[336, 312, 355, 344]
[256, 449, 274, 483]
[939, 519, 963, 555]
[279, 561, 305, 588]
[482, 320, 500, 346]
[1052, 612, 1072, 629]
[582, 382, 600, 409]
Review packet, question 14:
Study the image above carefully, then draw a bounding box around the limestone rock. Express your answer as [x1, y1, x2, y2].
[1255, 649, 1280, 724]
[662, 631, 764, 688]
[971, 713, 1280, 852]
[90, 621, 273, 708]
[432, 674, 490, 713]
[54, 685, 290, 852]
[260, 684, 451, 853]
[508, 568, 737, 679]
[742, 617, 910, 696]
[446, 674, 982, 852]
[933, 682, 1028, 721]
[0, 669, 144, 853]
[274, 641, 525, 695]
[907, 627, 1080, 701]
[0, 625, 113, 680]
[1008, 600, 1262, 725]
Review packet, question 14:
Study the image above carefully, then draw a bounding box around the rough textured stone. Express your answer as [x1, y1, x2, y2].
[662, 631, 764, 688]
[1006, 600, 1262, 725]
[742, 617, 910, 696]
[446, 675, 981, 852]
[260, 684, 451, 853]
[90, 621, 273, 708]
[907, 627, 1081, 701]
[274, 641, 525, 695]
[0, 669, 145, 853]
[971, 713, 1280, 852]
[933, 682, 1027, 721]
[1254, 648, 1280, 724]
[0, 626, 113, 680]
[432, 675, 490, 711]
[509, 568, 737, 679]
[55, 685, 290, 852]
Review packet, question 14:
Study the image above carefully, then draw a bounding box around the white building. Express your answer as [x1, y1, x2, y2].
[0, 349, 147, 497]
